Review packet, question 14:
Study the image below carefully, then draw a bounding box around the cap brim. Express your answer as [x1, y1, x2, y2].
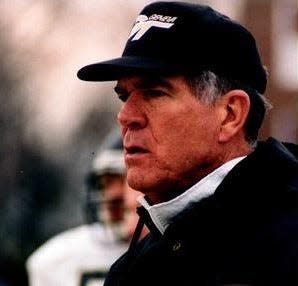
[77, 56, 182, 81]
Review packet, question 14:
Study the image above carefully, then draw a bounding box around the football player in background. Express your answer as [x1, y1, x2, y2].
[26, 129, 147, 286]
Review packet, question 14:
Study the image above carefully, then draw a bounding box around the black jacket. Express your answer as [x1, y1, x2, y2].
[104, 138, 297, 286]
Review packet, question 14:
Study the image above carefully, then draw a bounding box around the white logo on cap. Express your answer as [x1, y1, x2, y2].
[128, 14, 177, 41]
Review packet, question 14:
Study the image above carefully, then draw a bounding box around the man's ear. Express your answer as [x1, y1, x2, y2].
[218, 90, 250, 143]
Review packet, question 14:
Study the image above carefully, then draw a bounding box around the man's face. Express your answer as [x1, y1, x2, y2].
[99, 174, 125, 223]
[115, 75, 223, 203]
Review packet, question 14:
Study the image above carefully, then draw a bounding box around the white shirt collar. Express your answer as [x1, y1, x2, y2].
[138, 156, 246, 234]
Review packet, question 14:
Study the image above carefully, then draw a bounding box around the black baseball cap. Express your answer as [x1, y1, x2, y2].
[77, 1, 267, 94]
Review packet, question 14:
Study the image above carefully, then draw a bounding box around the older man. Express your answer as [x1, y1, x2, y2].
[77, 2, 297, 286]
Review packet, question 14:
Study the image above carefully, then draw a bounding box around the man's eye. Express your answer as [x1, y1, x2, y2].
[143, 89, 166, 97]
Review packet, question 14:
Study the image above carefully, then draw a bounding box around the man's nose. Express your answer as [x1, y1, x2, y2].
[117, 96, 147, 129]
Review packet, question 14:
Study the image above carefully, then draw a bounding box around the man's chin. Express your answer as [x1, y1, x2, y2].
[127, 170, 156, 193]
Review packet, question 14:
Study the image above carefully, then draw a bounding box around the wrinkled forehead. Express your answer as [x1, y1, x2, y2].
[115, 74, 188, 93]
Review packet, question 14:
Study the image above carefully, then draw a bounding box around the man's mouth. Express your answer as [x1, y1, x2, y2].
[125, 146, 148, 155]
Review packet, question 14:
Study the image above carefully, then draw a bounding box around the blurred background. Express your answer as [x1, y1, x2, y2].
[0, 0, 297, 285]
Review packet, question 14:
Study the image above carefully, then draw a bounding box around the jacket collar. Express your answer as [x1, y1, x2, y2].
[165, 137, 298, 237]
[137, 156, 246, 234]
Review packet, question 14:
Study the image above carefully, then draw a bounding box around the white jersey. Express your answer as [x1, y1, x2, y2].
[26, 223, 128, 286]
